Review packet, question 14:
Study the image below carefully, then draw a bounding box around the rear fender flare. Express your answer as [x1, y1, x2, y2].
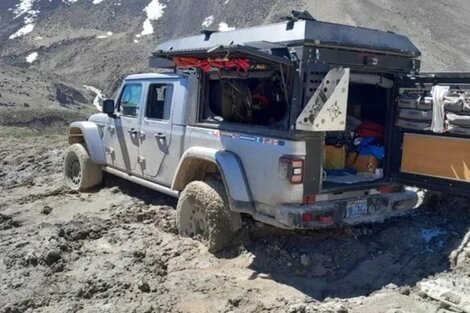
[172, 147, 253, 211]
[68, 121, 106, 165]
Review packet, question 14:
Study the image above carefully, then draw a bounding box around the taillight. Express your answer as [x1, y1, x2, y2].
[301, 213, 334, 224]
[319, 216, 333, 224]
[302, 213, 314, 223]
[379, 186, 394, 194]
[279, 156, 304, 184]
[379, 186, 402, 194]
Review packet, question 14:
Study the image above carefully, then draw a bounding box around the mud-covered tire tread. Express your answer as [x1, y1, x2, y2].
[63, 143, 102, 191]
[176, 180, 242, 253]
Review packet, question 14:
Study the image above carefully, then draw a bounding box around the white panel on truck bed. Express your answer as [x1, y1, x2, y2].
[296, 67, 350, 132]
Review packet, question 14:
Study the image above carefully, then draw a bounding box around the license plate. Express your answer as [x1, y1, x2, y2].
[346, 199, 369, 219]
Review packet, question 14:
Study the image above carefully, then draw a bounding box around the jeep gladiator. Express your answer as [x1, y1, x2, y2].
[64, 12, 470, 251]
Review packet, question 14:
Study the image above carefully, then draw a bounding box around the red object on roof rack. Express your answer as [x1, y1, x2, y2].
[173, 57, 250, 73]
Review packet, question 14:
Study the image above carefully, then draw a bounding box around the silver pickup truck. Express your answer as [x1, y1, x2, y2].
[64, 13, 470, 252]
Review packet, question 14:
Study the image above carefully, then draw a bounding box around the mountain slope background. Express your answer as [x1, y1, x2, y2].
[1, 0, 470, 110]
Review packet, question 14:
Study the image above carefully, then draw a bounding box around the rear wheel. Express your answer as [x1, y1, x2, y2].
[63, 143, 102, 191]
[176, 180, 242, 252]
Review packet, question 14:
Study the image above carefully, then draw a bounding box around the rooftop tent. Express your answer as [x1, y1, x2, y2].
[149, 17, 421, 68]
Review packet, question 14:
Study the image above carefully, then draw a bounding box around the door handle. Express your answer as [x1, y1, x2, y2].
[105, 147, 114, 155]
[155, 133, 166, 140]
[128, 128, 139, 136]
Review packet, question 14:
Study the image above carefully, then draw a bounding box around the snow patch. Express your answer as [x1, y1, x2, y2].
[140, 0, 166, 36]
[9, 0, 39, 39]
[202, 15, 214, 28]
[141, 20, 153, 36]
[26, 52, 38, 63]
[218, 22, 235, 32]
[96, 31, 113, 39]
[13, 0, 37, 18]
[93, 0, 105, 4]
[83, 85, 105, 111]
[9, 23, 35, 39]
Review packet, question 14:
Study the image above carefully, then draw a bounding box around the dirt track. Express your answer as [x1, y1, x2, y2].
[1, 130, 470, 313]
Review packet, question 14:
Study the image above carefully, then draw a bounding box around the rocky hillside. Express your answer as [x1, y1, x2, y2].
[1, 0, 470, 109]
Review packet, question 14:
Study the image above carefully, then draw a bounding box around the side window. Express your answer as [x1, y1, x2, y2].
[119, 83, 142, 117]
[146, 84, 173, 120]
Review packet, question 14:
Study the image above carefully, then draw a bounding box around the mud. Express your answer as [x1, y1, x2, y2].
[1, 132, 470, 313]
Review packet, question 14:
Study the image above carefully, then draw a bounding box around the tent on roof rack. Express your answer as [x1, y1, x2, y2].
[150, 17, 419, 59]
[149, 16, 420, 73]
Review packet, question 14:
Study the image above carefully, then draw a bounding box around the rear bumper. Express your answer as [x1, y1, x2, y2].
[274, 191, 418, 229]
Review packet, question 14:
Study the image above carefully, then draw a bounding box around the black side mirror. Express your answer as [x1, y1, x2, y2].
[102, 99, 115, 115]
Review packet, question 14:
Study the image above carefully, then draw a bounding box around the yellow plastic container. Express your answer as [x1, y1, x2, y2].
[324, 145, 346, 169]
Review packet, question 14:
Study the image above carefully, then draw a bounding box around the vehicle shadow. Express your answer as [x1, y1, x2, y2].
[96, 175, 470, 301]
[101, 173, 177, 207]
[223, 198, 470, 300]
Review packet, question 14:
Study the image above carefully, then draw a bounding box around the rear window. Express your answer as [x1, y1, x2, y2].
[199, 69, 291, 130]
[146, 83, 174, 120]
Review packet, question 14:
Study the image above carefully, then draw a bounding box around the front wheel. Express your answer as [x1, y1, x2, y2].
[176, 180, 242, 253]
[63, 143, 103, 191]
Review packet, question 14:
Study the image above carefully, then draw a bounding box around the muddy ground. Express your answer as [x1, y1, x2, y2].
[1, 129, 470, 313]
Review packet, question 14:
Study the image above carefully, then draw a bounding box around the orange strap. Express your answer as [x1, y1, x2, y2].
[173, 57, 250, 72]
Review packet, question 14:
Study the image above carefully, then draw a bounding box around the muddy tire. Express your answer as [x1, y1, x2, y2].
[63, 143, 102, 191]
[176, 180, 242, 253]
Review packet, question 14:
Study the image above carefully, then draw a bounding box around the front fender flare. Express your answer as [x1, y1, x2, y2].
[172, 147, 253, 206]
[69, 121, 106, 165]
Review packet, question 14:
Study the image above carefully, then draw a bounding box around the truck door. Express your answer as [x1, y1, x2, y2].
[138, 78, 186, 186]
[391, 72, 470, 195]
[106, 82, 143, 173]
